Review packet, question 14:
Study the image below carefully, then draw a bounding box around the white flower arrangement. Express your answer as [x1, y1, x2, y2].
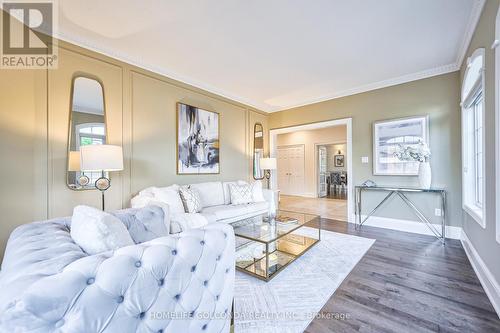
[394, 140, 431, 163]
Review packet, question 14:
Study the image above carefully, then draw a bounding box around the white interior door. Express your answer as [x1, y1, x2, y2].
[277, 147, 290, 194]
[318, 146, 327, 197]
[277, 145, 305, 196]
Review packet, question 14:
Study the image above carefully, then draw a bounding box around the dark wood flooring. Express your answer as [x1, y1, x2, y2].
[304, 219, 500, 333]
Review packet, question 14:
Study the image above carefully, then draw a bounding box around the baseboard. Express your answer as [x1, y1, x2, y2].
[461, 231, 500, 318]
[348, 215, 462, 240]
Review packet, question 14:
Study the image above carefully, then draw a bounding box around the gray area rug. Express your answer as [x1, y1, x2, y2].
[234, 227, 375, 333]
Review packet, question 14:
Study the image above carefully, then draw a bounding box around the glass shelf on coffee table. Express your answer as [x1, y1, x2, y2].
[233, 210, 321, 282]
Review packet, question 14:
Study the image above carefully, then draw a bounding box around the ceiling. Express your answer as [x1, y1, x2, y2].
[56, 0, 483, 112]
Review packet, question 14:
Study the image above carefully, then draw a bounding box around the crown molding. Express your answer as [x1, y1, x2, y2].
[55, 32, 269, 112]
[266, 63, 460, 113]
[455, 0, 487, 69]
[55, 0, 485, 114]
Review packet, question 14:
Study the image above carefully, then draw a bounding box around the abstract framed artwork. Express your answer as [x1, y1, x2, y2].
[373, 115, 429, 176]
[177, 103, 220, 174]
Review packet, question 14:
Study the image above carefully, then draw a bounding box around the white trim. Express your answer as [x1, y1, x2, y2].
[348, 215, 462, 240]
[54, 0, 485, 114]
[461, 48, 486, 229]
[270, 118, 353, 220]
[495, 7, 500, 244]
[461, 231, 500, 318]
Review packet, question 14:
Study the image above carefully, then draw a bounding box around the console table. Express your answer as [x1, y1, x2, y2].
[354, 185, 447, 244]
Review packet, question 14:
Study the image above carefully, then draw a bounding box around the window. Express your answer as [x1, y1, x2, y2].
[495, 7, 500, 243]
[462, 48, 485, 227]
[75, 123, 106, 185]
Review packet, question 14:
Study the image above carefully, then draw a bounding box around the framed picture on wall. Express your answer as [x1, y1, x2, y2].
[177, 102, 220, 174]
[373, 115, 429, 176]
[334, 155, 345, 167]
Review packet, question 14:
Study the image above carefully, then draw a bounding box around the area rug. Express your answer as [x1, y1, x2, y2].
[234, 227, 375, 333]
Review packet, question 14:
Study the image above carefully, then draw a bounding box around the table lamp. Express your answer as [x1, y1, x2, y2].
[80, 145, 123, 211]
[260, 157, 277, 189]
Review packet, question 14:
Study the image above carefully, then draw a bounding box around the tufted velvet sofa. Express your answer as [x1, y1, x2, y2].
[0, 207, 235, 333]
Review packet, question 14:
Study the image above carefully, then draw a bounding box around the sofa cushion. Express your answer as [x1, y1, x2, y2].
[70, 205, 134, 255]
[201, 204, 250, 220]
[252, 180, 265, 202]
[151, 185, 185, 214]
[201, 202, 268, 221]
[246, 201, 269, 214]
[189, 181, 225, 207]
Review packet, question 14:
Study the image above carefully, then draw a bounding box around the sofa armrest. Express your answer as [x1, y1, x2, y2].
[262, 189, 278, 215]
[0, 223, 235, 333]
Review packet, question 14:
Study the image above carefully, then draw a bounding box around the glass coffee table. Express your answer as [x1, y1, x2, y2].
[233, 210, 321, 281]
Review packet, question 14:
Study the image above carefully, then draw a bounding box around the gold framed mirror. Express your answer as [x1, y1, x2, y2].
[253, 123, 264, 180]
[66, 75, 107, 190]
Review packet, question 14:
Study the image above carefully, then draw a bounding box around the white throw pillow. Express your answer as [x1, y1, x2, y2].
[70, 205, 134, 255]
[223, 180, 248, 204]
[229, 183, 254, 205]
[152, 186, 185, 214]
[251, 180, 265, 202]
[179, 186, 202, 213]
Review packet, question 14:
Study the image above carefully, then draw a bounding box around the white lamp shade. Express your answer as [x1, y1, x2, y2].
[68, 151, 81, 171]
[80, 145, 123, 172]
[260, 157, 277, 170]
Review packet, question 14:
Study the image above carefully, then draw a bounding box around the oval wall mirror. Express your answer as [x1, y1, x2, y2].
[67, 76, 107, 190]
[253, 123, 264, 180]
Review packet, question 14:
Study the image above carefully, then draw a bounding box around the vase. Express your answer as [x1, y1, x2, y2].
[418, 162, 432, 189]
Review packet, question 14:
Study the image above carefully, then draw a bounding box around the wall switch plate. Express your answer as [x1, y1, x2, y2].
[435, 208, 442, 217]
[361, 156, 369, 164]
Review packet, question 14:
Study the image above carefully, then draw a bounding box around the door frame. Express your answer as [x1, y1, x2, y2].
[270, 118, 353, 221]
[276, 144, 306, 196]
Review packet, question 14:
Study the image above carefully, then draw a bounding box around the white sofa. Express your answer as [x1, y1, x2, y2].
[131, 181, 277, 232]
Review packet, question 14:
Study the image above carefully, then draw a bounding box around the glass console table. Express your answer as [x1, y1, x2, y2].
[354, 185, 447, 244]
[233, 210, 321, 281]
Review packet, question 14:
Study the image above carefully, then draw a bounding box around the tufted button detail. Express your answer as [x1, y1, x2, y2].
[54, 319, 64, 328]
[191, 265, 196, 272]
[135, 261, 142, 268]
[189, 311, 195, 318]
[202, 324, 208, 330]
[171, 249, 177, 255]
[226, 268, 230, 273]
[174, 294, 181, 300]
[215, 295, 220, 301]
[224, 233, 227, 239]
[139, 312, 145, 319]
[117, 296, 124, 303]
[158, 330, 163, 333]
[86, 278, 95, 285]
[216, 255, 221, 261]
[158, 278, 164, 286]
[203, 280, 209, 287]
[200, 240, 205, 245]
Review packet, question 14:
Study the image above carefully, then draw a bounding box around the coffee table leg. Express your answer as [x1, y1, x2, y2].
[265, 243, 269, 280]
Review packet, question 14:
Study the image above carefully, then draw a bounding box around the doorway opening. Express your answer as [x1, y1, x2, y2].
[317, 142, 348, 200]
[270, 118, 352, 222]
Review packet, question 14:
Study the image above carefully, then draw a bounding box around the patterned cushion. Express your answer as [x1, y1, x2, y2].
[229, 183, 254, 205]
[179, 186, 202, 213]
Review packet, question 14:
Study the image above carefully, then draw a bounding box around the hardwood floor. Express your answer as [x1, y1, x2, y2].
[280, 195, 347, 221]
[305, 219, 500, 333]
